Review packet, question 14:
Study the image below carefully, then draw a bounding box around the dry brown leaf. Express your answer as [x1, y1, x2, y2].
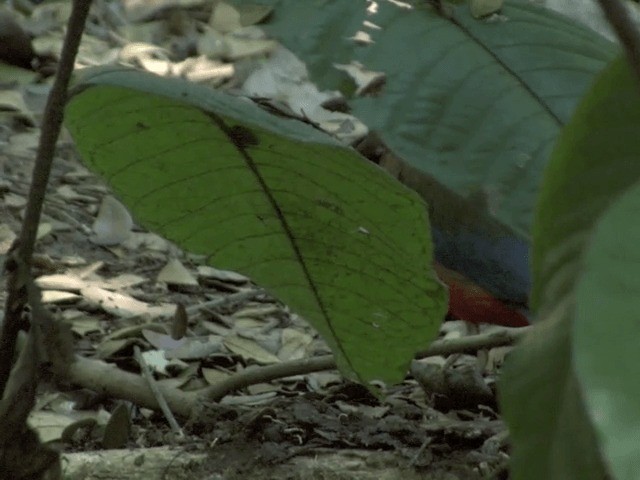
[91, 195, 133, 246]
[209, 2, 242, 33]
[202, 367, 230, 385]
[197, 265, 249, 283]
[41, 290, 80, 304]
[278, 328, 313, 361]
[164, 335, 224, 360]
[0, 223, 16, 254]
[157, 258, 199, 287]
[80, 285, 174, 318]
[223, 334, 280, 364]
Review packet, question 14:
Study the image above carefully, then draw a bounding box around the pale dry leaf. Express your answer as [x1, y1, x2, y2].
[96, 338, 139, 359]
[91, 195, 133, 246]
[247, 383, 279, 395]
[122, 0, 206, 23]
[103, 323, 166, 342]
[0, 63, 38, 85]
[306, 372, 342, 393]
[41, 290, 80, 304]
[119, 22, 165, 44]
[237, 4, 273, 27]
[0, 89, 35, 124]
[223, 34, 277, 60]
[141, 349, 170, 375]
[119, 42, 170, 66]
[36, 222, 52, 240]
[142, 328, 186, 351]
[32, 34, 63, 59]
[71, 261, 105, 279]
[7, 131, 38, 157]
[232, 304, 280, 320]
[139, 56, 172, 76]
[197, 28, 228, 59]
[200, 319, 232, 336]
[224, 334, 280, 364]
[157, 258, 199, 287]
[164, 335, 224, 360]
[333, 61, 385, 96]
[210, 1, 242, 33]
[104, 273, 146, 290]
[81, 285, 174, 318]
[0, 224, 16, 254]
[66, 317, 103, 337]
[173, 55, 234, 83]
[36, 273, 94, 291]
[234, 318, 265, 331]
[278, 328, 313, 361]
[350, 30, 373, 45]
[243, 46, 308, 93]
[29, 1, 72, 33]
[220, 391, 277, 406]
[197, 265, 249, 283]
[122, 232, 169, 251]
[28, 411, 85, 443]
[56, 184, 95, 203]
[202, 367, 230, 385]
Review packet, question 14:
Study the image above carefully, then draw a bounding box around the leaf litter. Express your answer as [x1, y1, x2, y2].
[0, 1, 517, 478]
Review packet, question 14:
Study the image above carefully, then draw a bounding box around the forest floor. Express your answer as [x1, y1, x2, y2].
[0, 1, 516, 478]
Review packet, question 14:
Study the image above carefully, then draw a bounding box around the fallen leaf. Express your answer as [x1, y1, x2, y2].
[91, 195, 133, 246]
[224, 334, 280, 364]
[157, 258, 199, 287]
[81, 286, 174, 318]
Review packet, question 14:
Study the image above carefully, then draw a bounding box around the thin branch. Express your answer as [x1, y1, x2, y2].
[134, 346, 183, 436]
[200, 326, 530, 402]
[63, 326, 529, 418]
[0, 0, 92, 394]
[19, 0, 91, 263]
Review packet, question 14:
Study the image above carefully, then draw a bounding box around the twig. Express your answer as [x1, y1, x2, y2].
[0, 0, 92, 394]
[18, 0, 92, 264]
[200, 326, 530, 402]
[597, 0, 640, 83]
[63, 325, 529, 418]
[133, 346, 183, 437]
[66, 356, 196, 416]
[185, 288, 266, 317]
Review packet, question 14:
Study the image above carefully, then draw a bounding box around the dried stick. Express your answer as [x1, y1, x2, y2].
[200, 326, 530, 402]
[0, 0, 92, 393]
[133, 346, 183, 436]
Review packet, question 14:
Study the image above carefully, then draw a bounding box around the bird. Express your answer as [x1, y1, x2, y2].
[372, 150, 532, 327]
[432, 226, 531, 328]
[434, 262, 530, 327]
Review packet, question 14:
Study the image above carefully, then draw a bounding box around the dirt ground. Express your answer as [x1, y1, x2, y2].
[0, 1, 516, 478]
[0, 103, 513, 480]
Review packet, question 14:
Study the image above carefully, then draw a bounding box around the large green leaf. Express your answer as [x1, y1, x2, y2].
[531, 57, 640, 310]
[500, 302, 607, 480]
[247, 0, 617, 237]
[64, 66, 447, 386]
[502, 57, 640, 478]
[574, 183, 640, 480]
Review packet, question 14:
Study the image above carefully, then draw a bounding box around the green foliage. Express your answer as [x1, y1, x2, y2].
[575, 184, 640, 480]
[247, 0, 617, 236]
[502, 57, 640, 478]
[500, 305, 609, 479]
[64, 66, 447, 386]
[63, 1, 640, 476]
[246, 0, 640, 476]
